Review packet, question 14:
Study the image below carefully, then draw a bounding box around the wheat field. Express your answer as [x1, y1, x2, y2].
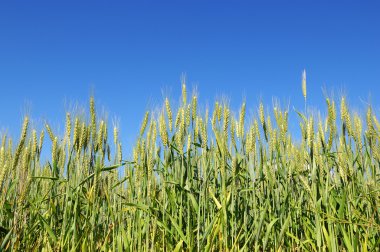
[0, 83, 379, 251]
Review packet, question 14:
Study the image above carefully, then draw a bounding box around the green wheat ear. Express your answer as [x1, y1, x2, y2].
[181, 79, 187, 105]
[302, 69, 307, 103]
[158, 110, 168, 147]
[140, 111, 149, 137]
[165, 97, 173, 131]
[90, 96, 96, 140]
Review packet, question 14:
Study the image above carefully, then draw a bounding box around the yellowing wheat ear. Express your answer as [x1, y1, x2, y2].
[302, 69, 307, 99]
[302, 69, 307, 111]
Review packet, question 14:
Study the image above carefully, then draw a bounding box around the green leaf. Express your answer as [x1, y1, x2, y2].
[173, 240, 184, 252]
[0, 227, 12, 250]
[341, 226, 354, 252]
[31, 176, 60, 180]
[263, 218, 279, 250]
[39, 214, 58, 244]
[278, 214, 291, 247]
[101, 163, 124, 172]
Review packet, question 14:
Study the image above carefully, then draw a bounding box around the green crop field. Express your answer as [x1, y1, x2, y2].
[0, 83, 379, 251]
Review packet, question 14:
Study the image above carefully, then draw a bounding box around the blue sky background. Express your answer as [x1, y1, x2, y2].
[1, 0, 379, 155]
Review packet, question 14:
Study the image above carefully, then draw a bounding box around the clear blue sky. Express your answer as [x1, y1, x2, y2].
[1, 1, 379, 155]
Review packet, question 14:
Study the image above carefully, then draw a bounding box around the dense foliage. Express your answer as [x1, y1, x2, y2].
[0, 84, 379, 251]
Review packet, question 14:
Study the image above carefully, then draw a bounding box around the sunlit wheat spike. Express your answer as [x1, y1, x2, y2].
[97, 120, 105, 151]
[201, 119, 207, 149]
[181, 107, 186, 134]
[187, 134, 191, 152]
[211, 106, 217, 131]
[254, 119, 260, 141]
[79, 122, 86, 151]
[52, 136, 58, 166]
[152, 120, 157, 146]
[38, 130, 44, 155]
[103, 118, 108, 143]
[175, 108, 181, 129]
[158, 111, 168, 147]
[366, 106, 374, 138]
[186, 104, 191, 128]
[230, 116, 236, 147]
[45, 123, 54, 142]
[223, 105, 230, 142]
[140, 111, 149, 137]
[58, 145, 66, 172]
[340, 97, 352, 136]
[192, 95, 197, 121]
[259, 102, 265, 126]
[372, 114, 380, 137]
[90, 96, 96, 140]
[0, 147, 6, 188]
[113, 125, 119, 146]
[238, 102, 246, 138]
[318, 119, 325, 144]
[0, 146, 4, 167]
[12, 117, 29, 169]
[302, 69, 307, 101]
[117, 142, 122, 163]
[245, 126, 253, 153]
[32, 130, 37, 158]
[181, 78, 187, 105]
[193, 116, 199, 141]
[307, 117, 314, 148]
[217, 102, 222, 122]
[18, 146, 31, 203]
[1, 135, 6, 149]
[73, 117, 79, 150]
[65, 112, 71, 140]
[165, 98, 173, 131]
[21, 116, 29, 143]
